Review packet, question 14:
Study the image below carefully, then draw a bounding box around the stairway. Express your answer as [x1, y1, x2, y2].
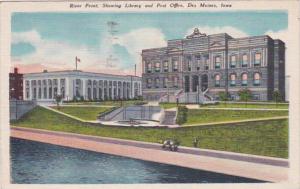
[161, 110, 177, 125]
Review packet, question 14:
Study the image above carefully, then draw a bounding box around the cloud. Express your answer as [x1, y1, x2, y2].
[11, 28, 167, 75]
[114, 28, 167, 75]
[186, 26, 248, 38]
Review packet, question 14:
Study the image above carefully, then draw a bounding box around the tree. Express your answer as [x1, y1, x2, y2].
[55, 94, 63, 109]
[218, 91, 229, 107]
[238, 89, 252, 107]
[273, 90, 283, 107]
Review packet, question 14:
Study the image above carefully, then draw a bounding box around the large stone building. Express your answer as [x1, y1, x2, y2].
[142, 28, 285, 102]
[23, 70, 142, 102]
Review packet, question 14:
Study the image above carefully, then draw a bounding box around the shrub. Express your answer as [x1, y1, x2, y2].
[176, 106, 188, 125]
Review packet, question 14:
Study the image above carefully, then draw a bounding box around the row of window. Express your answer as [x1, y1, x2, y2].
[146, 60, 179, 73]
[26, 87, 65, 99]
[146, 77, 179, 89]
[26, 79, 65, 86]
[145, 52, 262, 73]
[84, 79, 135, 86]
[215, 73, 261, 87]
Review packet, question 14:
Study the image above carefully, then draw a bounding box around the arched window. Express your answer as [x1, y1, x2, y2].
[147, 62, 152, 73]
[242, 54, 248, 67]
[241, 73, 248, 86]
[163, 77, 168, 88]
[215, 56, 221, 69]
[147, 78, 152, 88]
[172, 59, 178, 72]
[155, 62, 160, 72]
[230, 74, 236, 86]
[230, 55, 236, 68]
[254, 53, 261, 66]
[254, 73, 261, 86]
[215, 74, 220, 87]
[163, 61, 168, 72]
[155, 78, 160, 88]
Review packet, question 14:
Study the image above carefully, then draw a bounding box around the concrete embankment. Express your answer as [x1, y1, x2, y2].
[11, 126, 289, 183]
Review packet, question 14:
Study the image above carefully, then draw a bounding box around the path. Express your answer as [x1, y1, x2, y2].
[11, 126, 288, 183]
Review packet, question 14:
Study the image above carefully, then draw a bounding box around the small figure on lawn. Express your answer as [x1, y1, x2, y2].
[193, 137, 199, 148]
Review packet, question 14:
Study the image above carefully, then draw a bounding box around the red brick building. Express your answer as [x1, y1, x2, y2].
[9, 68, 23, 100]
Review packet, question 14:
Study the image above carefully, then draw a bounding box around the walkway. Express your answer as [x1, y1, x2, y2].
[11, 126, 288, 183]
[183, 116, 288, 127]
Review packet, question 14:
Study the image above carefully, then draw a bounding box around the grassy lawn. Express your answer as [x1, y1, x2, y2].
[160, 103, 184, 109]
[11, 106, 288, 158]
[183, 109, 288, 125]
[202, 102, 289, 109]
[51, 106, 113, 121]
[64, 100, 146, 107]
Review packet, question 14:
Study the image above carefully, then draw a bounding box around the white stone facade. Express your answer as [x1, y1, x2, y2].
[23, 70, 142, 101]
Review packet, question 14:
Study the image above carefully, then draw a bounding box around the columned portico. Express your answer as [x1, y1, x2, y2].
[23, 70, 142, 102]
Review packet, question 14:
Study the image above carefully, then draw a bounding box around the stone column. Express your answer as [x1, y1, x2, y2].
[58, 78, 61, 95]
[23, 79, 26, 100]
[111, 81, 115, 100]
[29, 80, 32, 100]
[65, 77, 70, 101]
[82, 79, 86, 100]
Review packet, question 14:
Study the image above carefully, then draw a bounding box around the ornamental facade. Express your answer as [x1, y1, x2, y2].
[142, 28, 285, 102]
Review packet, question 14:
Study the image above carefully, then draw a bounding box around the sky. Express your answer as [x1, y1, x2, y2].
[11, 11, 288, 75]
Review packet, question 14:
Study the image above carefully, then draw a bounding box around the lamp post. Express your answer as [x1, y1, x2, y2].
[11, 88, 18, 119]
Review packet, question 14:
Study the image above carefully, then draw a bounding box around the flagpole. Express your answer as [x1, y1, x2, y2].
[75, 57, 77, 71]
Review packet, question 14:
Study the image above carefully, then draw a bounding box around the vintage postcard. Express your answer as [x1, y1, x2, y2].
[0, 0, 299, 189]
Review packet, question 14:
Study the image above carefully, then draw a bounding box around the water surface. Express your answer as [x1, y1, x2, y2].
[11, 138, 265, 184]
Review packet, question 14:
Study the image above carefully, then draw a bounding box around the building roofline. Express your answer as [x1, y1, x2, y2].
[24, 69, 141, 78]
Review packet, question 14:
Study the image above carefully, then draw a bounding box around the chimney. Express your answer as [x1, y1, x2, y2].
[14, 67, 18, 74]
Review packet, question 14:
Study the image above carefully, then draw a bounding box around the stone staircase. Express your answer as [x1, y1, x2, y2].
[159, 89, 213, 104]
[161, 110, 177, 125]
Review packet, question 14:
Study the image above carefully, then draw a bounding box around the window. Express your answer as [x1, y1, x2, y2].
[54, 79, 57, 85]
[26, 89, 29, 99]
[241, 73, 248, 86]
[215, 56, 221, 69]
[48, 79, 52, 85]
[38, 80, 41, 85]
[252, 94, 260, 100]
[254, 53, 261, 66]
[173, 77, 179, 88]
[172, 59, 178, 72]
[147, 62, 152, 73]
[38, 88, 41, 99]
[43, 88, 47, 99]
[230, 55, 236, 68]
[187, 56, 192, 71]
[242, 54, 248, 67]
[230, 74, 236, 86]
[43, 80, 47, 85]
[26, 81, 29, 86]
[147, 78, 152, 89]
[61, 79, 65, 86]
[253, 73, 261, 86]
[163, 61, 168, 72]
[88, 80, 92, 85]
[196, 55, 201, 71]
[155, 62, 160, 72]
[215, 74, 220, 87]
[163, 77, 168, 88]
[155, 78, 160, 88]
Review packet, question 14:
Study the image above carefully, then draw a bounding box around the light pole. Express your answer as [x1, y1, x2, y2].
[11, 88, 17, 119]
